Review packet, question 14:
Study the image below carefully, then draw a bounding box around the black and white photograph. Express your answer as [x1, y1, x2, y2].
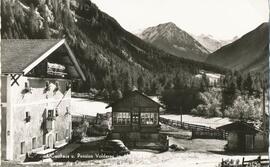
[0, 0, 269, 166]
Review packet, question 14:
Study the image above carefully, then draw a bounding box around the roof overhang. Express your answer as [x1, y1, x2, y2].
[22, 39, 86, 81]
[106, 90, 165, 109]
[217, 121, 260, 133]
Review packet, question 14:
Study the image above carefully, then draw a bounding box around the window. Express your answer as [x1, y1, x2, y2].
[47, 109, 55, 120]
[21, 142, 25, 154]
[55, 133, 58, 141]
[32, 137, 37, 149]
[48, 110, 53, 117]
[25, 111, 31, 122]
[132, 112, 139, 124]
[113, 112, 131, 125]
[55, 108, 59, 117]
[65, 129, 69, 139]
[141, 113, 158, 125]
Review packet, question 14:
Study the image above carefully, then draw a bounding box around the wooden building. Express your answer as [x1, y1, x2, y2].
[1, 39, 86, 161]
[106, 90, 168, 151]
[218, 121, 268, 153]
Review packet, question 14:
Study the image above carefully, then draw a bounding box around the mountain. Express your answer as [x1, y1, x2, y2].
[138, 22, 209, 61]
[206, 22, 269, 73]
[2, 0, 225, 92]
[193, 34, 238, 53]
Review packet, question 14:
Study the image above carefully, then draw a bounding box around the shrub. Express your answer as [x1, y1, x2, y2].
[214, 110, 223, 117]
[190, 108, 198, 115]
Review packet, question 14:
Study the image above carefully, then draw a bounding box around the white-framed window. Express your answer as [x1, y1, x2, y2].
[21, 141, 26, 154]
[113, 112, 131, 125]
[25, 111, 31, 122]
[65, 129, 69, 139]
[55, 108, 59, 117]
[141, 113, 158, 125]
[48, 109, 54, 117]
[47, 109, 56, 121]
[55, 133, 58, 141]
[32, 137, 37, 149]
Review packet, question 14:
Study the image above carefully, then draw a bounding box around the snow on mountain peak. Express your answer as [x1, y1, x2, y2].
[137, 22, 209, 61]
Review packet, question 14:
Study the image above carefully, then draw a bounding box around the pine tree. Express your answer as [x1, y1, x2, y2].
[243, 72, 254, 96]
[150, 80, 159, 95]
[28, 0, 41, 8]
[137, 75, 144, 92]
[236, 73, 243, 91]
[123, 73, 133, 95]
[28, 4, 39, 38]
[40, 21, 50, 39]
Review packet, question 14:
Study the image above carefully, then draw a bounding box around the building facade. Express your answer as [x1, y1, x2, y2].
[218, 121, 268, 153]
[106, 91, 168, 151]
[1, 39, 85, 161]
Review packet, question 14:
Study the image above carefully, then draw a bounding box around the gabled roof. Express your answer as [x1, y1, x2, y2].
[106, 90, 164, 109]
[217, 121, 261, 133]
[1, 39, 86, 81]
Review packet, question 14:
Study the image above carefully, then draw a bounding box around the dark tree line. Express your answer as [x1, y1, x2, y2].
[221, 71, 266, 111]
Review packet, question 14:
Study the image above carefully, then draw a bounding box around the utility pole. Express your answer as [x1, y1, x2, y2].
[262, 85, 266, 134]
[180, 106, 182, 125]
[261, 77, 267, 149]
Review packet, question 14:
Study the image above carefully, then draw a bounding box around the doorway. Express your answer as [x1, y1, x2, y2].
[237, 133, 246, 152]
[47, 134, 54, 149]
[131, 110, 140, 131]
[245, 134, 254, 152]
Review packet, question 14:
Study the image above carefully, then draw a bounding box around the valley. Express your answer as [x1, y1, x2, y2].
[1, 0, 269, 166]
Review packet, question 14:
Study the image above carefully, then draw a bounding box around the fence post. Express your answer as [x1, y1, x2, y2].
[257, 155, 261, 164]
[221, 158, 224, 167]
[242, 157, 245, 166]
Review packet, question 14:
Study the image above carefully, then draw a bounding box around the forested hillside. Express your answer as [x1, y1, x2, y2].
[2, 0, 226, 96]
[206, 23, 269, 74]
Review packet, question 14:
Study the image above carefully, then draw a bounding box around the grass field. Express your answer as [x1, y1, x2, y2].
[161, 114, 232, 128]
[71, 98, 111, 116]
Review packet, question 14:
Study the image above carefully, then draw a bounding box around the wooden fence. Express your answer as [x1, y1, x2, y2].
[221, 156, 269, 167]
[159, 117, 227, 140]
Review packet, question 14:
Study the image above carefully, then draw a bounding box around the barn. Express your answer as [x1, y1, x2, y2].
[1, 39, 86, 161]
[106, 90, 168, 151]
[218, 121, 268, 153]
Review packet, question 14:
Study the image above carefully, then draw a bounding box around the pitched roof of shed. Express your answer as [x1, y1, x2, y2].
[2, 39, 63, 74]
[217, 121, 260, 133]
[106, 90, 164, 109]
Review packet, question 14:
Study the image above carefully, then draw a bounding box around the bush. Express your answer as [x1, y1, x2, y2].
[214, 110, 223, 117]
[224, 96, 262, 120]
[190, 108, 198, 115]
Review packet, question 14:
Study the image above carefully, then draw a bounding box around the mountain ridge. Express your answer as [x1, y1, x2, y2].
[138, 22, 209, 61]
[206, 22, 269, 74]
[193, 34, 238, 53]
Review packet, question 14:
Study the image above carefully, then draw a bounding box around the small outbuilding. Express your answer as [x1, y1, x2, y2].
[217, 121, 268, 153]
[106, 90, 168, 151]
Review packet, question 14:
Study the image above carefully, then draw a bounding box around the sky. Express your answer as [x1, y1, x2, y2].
[91, 0, 269, 40]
